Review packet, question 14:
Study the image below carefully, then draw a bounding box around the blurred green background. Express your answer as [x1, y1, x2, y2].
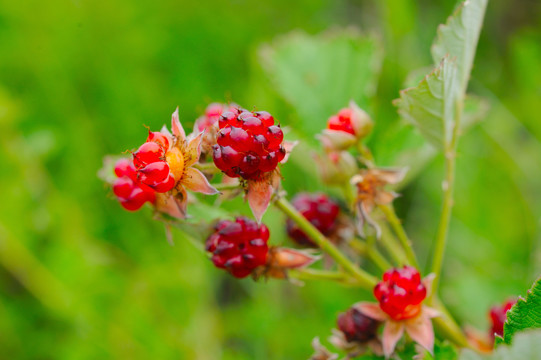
[1, 0, 540, 358]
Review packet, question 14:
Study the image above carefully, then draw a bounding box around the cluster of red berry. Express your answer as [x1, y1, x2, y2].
[286, 193, 340, 247]
[132, 131, 176, 192]
[112, 159, 156, 211]
[374, 266, 427, 321]
[212, 109, 285, 180]
[205, 217, 270, 278]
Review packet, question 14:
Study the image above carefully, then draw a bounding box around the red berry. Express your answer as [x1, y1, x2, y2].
[112, 159, 156, 211]
[286, 193, 340, 247]
[327, 108, 355, 135]
[212, 109, 284, 180]
[374, 266, 426, 321]
[489, 299, 516, 341]
[205, 217, 269, 278]
[133, 141, 165, 168]
[337, 307, 380, 343]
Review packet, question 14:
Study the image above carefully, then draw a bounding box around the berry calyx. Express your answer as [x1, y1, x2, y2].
[337, 307, 380, 343]
[112, 158, 156, 211]
[374, 266, 427, 321]
[286, 193, 340, 247]
[205, 217, 270, 278]
[212, 109, 284, 180]
[489, 299, 516, 340]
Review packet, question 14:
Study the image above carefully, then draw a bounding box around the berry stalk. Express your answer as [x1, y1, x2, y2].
[288, 268, 354, 284]
[379, 204, 419, 268]
[378, 223, 408, 265]
[430, 100, 463, 296]
[212, 182, 241, 191]
[274, 197, 378, 289]
[349, 238, 391, 271]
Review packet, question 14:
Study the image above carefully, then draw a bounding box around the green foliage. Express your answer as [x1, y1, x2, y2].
[395, 57, 460, 148]
[431, 0, 489, 93]
[461, 330, 541, 360]
[259, 29, 383, 138]
[0, 0, 540, 359]
[502, 277, 541, 344]
[395, 0, 488, 149]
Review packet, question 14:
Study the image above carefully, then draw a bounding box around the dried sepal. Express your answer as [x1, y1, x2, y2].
[351, 168, 407, 238]
[309, 337, 338, 360]
[254, 247, 320, 280]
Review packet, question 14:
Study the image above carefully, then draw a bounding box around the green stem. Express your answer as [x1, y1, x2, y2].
[379, 204, 419, 268]
[432, 298, 469, 348]
[349, 238, 391, 271]
[274, 197, 377, 289]
[378, 222, 408, 265]
[193, 162, 219, 173]
[288, 268, 350, 282]
[430, 100, 463, 296]
[212, 182, 241, 191]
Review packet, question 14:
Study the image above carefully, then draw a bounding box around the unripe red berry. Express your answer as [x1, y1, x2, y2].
[327, 110, 355, 135]
[112, 159, 156, 211]
[337, 308, 380, 343]
[205, 217, 270, 278]
[212, 109, 284, 180]
[374, 266, 426, 321]
[489, 299, 516, 340]
[286, 193, 340, 247]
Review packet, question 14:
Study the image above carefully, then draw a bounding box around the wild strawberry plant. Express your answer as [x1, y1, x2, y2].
[100, 0, 541, 358]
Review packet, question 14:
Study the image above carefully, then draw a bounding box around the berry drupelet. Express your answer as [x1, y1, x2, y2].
[205, 217, 270, 278]
[212, 110, 285, 180]
[286, 193, 340, 247]
[373, 266, 427, 321]
[112, 158, 156, 211]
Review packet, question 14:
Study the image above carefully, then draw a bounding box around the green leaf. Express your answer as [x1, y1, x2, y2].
[460, 330, 541, 360]
[259, 28, 382, 137]
[393, 57, 460, 149]
[431, 0, 488, 92]
[502, 277, 541, 344]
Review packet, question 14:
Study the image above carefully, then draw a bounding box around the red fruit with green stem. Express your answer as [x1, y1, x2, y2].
[286, 193, 340, 247]
[373, 266, 427, 321]
[212, 110, 285, 180]
[205, 217, 270, 278]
